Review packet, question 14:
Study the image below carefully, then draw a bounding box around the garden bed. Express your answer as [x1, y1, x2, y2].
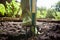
[0, 22, 31, 40]
[28, 22, 60, 40]
[0, 17, 60, 40]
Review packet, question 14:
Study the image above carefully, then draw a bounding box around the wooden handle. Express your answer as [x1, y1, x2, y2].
[32, 0, 36, 13]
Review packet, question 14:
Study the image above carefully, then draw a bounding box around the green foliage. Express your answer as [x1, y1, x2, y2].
[6, 1, 12, 17]
[0, 0, 21, 17]
[22, 11, 32, 26]
[46, 9, 55, 18]
[22, 16, 31, 26]
[40, 10, 47, 18]
[37, 7, 47, 18]
[36, 10, 40, 18]
[53, 12, 60, 20]
[55, 1, 60, 12]
[37, 7, 60, 20]
[0, 4, 5, 16]
[6, 0, 20, 17]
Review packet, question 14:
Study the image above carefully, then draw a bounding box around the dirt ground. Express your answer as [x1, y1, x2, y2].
[0, 22, 60, 40]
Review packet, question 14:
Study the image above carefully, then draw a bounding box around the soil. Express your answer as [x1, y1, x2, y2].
[0, 22, 60, 40]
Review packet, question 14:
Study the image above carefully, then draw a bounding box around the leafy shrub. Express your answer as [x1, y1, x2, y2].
[0, 0, 21, 17]
[6, 0, 21, 17]
[37, 7, 47, 18]
[53, 12, 60, 20]
[0, 4, 5, 16]
[46, 9, 55, 18]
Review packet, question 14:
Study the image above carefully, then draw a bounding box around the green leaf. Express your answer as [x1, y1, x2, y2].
[0, 4, 5, 15]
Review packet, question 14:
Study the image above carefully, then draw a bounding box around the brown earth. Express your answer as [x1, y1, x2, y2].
[0, 22, 60, 40]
